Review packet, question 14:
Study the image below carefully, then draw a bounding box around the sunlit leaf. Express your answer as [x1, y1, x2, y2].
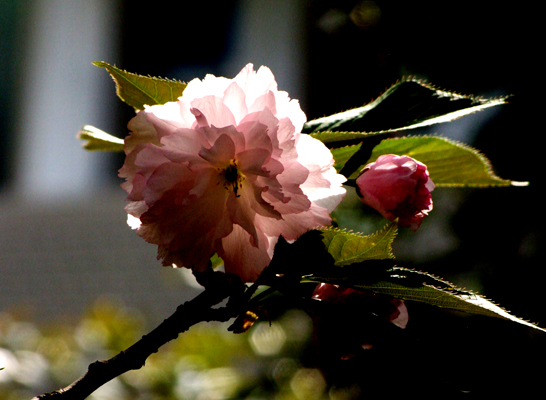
[303, 77, 509, 136]
[306, 267, 546, 332]
[309, 130, 383, 145]
[77, 125, 124, 151]
[319, 222, 397, 266]
[359, 136, 527, 186]
[330, 143, 361, 173]
[356, 268, 546, 333]
[94, 61, 187, 110]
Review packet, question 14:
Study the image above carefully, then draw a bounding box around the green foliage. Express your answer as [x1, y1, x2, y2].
[94, 61, 187, 110]
[307, 189, 540, 331]
[77, 63, 188, 151]
[328, 135, 527, 187]
[357, 136, 526, 186]
[82, 66, 524, 188]
[319, 222, 397, 266]
[303, 77, 509, 135]
[330, 143, 361, 174]
[77, 125, 124, 151]
[306, 266, 545, 333]
[304, 78, 522, 188]
[309, 130, 383, 145]
[356, 269, 546, 333]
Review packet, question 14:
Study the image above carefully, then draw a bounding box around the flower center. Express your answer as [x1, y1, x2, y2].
[222, 160, 245, 197]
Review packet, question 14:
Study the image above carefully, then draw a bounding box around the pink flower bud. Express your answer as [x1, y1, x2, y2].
[355, 154, 435, 231]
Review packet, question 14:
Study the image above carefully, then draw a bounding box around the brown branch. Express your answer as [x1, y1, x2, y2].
[32, 271, 244, 400]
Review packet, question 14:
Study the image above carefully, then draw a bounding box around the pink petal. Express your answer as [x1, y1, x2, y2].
[198, 134, 236, 167]
[191, 95, 237, 128]
[218, 224, 275, 283]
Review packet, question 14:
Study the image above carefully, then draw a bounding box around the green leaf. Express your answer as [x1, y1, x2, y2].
[309, 130, 383, 145]
[302, 77, 509, 136]
[319, 222, 397, 266]
[94, 61, 187, 110]
[357, 268, 546, 333]
[306, 267, 546, 332]
[330, 143, 361, 173]
[361, 136, 527, 186]
[77, 125, 124, 151]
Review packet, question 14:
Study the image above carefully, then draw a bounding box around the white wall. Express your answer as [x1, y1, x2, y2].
[14, 0, 120, 201]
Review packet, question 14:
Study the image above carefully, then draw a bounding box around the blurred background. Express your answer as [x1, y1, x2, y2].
[1, 0, 544, 398]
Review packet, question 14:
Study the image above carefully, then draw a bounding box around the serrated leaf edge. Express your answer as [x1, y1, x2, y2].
[319, 222, 397, 264]
[352, 267, 546, 332]
[368, 134, 528, 187]
[304, 76, 511, 136]
[93, 61, 186, 110]
[422, 283, 546, 333]
[309, 130, 384, 145]
[94, 61, 186, 86]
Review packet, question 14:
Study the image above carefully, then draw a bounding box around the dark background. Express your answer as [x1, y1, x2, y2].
[1, 1, 544, 398]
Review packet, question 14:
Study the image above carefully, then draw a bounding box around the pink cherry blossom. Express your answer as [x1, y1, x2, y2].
[119, 64, 346, 282]
[355, 154, 435, 231]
